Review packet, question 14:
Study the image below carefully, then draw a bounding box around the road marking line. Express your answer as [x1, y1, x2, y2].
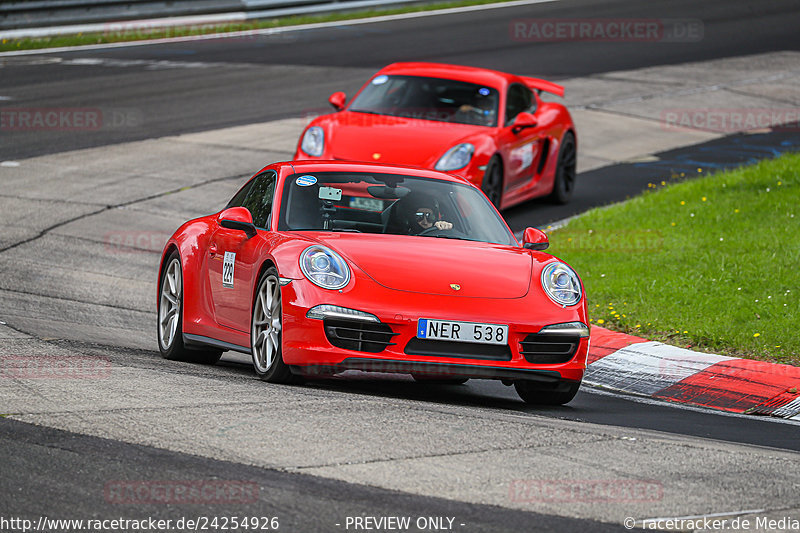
[61, 57, 219, 69]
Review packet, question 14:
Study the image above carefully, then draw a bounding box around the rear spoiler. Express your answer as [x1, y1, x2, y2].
[521, 77, 565, 98]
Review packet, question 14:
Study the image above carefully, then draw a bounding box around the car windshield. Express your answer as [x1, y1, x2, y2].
[277, 172, 517, 246]
[348, 75, 500, 127]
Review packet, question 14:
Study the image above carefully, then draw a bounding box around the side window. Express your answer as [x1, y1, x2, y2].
[505, 84, 536, 127]
[226, 179, 255, 210]
[238, 170, 277, 229]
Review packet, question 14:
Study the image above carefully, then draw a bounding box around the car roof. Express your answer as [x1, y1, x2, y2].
[268, 160, 473, 185]
[376, 62, 515, 88]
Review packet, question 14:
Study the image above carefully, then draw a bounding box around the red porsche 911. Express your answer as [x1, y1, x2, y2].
[294, 62, 577, 210]
[157, 161, 589, 404]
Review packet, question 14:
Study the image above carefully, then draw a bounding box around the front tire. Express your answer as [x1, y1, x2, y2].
[157, 252, 221, 365]
[251, 267, 295, 383]
[514, 379, 580, 405]
[481, 155, 504, 209]
[550, 132, 577, 204]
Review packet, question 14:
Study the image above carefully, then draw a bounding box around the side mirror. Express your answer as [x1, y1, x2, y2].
[218, 207, 257, 239]
[328, 91, 346, 111]
[511, 112, 538, 134]
[522, 227, 549, 250]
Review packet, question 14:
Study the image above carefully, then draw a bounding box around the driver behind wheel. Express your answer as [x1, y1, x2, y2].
[404, 193, 453, 234]
[454, 89, 496, 126]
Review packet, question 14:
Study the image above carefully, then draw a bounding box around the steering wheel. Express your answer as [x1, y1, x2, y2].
[418, 226, 444, 236]
[417, 226, 466, 238]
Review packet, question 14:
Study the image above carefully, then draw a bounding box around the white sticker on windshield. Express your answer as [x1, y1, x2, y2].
[296, 175, 317, 187]
[372, 75, 389, 85]
[222, 251, 235, 288]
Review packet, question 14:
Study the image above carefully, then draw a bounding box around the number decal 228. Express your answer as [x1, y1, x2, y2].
[222, 251, 236, 288]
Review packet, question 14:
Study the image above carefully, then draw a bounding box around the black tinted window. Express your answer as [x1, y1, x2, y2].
[505, 84, 536, 126]
[226, 179, 254, 210]
[234, 170, 277, 229]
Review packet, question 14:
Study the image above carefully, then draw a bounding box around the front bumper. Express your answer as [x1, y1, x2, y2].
[280, 275, 588, 383]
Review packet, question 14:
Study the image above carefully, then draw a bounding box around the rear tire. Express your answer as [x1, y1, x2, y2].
[549, 132, 576, 204]
[481, 155, 504, 209]
[251, 267, 297, 383]
[514, 379, 580, 405]
[157, 251, 222, 365]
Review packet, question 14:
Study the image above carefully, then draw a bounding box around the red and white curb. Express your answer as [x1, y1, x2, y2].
[585, 327, 800, 420]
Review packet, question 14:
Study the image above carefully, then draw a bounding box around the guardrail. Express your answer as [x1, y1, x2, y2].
[1, 0, 424, 33]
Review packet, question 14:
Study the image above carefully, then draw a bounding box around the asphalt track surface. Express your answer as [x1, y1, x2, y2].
[2, 0, 800, 530]
[0, 417, 627, 533]
[3, 0, 800, 159]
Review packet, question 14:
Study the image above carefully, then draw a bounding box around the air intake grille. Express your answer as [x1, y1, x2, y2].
[519, 333, 580, 364]
[324, 319, 397, 353]
[404, 338, 512, 361]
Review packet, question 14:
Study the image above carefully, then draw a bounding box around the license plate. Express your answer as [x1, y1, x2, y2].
[417, 319, 509, 346]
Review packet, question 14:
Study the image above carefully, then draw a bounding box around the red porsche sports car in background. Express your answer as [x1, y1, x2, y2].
[157, 161, 589, 404]
[294, 62, 576, 210]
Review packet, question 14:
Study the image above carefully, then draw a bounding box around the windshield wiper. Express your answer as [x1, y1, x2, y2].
[424, 234, 475, 241]
[349, 109, 384, 116]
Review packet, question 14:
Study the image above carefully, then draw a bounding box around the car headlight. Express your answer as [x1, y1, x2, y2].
[300, 245, 350, 289]
[434, 143, 474, 171]
[301, 126, 324, 157]
[541, 262, 582, 307]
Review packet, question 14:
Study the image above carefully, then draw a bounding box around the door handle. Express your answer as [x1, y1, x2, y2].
[209, 243, 217, 257]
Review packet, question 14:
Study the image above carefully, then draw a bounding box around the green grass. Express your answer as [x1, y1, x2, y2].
[1, 0, 515, 52]
[547, 153, 800, 365]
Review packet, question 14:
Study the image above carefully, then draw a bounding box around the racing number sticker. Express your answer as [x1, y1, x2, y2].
[222, 252, 235, 288]
[511, 142, 536, 171]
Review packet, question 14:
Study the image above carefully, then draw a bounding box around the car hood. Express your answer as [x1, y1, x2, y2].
[324, 111, 482, 167]
[312, 233, 532, 298]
